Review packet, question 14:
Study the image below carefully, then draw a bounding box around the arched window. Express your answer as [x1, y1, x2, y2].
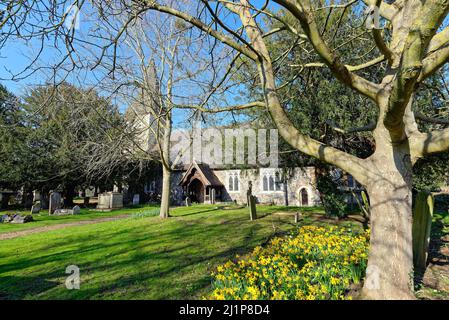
[227, 171, 240, 192]
[261, 170, 283, 192]
[263, 175, 268, 191]
[269, 176, 275, 191]
[234, 174, 239, 191]
[275, 172, 282, 191]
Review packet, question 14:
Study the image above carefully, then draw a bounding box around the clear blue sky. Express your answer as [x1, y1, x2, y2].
[0, 1, 258, 128]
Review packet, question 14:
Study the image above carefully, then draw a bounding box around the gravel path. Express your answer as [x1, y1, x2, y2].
[0, 214, 131, 241]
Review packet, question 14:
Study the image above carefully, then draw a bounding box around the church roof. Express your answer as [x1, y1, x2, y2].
[179, 161, 224, 187]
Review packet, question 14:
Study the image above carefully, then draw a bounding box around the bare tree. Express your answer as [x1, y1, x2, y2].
[85, 0, 449, 299]
[0, 1, 87, 82]
[87, 1, 226, 218]
[120, 17, 181, 219]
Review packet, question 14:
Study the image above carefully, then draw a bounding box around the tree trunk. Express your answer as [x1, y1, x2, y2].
[159, 102, 173, 219]
[159, 165, 171, 219]
[361, 137, 415, 299]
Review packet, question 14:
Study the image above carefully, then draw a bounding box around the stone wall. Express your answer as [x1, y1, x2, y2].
[213, 167, 321, 206]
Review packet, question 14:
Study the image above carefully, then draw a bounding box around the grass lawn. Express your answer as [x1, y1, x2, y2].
[0, 205, 159, 234]
[0, 204, 361, 300]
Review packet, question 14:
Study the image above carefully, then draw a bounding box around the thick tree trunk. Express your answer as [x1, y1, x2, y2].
[159, 166, 171, 219]
[361, 134, 415, 299]
[362, 183, 414, 299]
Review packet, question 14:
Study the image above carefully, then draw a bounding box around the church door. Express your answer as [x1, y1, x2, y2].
[299, 188, 309, 206]
[189, 179, 205, 203]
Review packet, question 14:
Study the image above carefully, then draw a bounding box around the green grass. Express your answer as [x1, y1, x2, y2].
[0, 204, 355, 300]
[0, 205, 159, 234]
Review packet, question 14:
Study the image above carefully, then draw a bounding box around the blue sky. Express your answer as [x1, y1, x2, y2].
[5, 1, 445, 128]
[0, 1, 256, 128]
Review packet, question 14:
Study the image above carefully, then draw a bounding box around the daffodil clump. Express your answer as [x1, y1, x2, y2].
[207, 225, 369, 300]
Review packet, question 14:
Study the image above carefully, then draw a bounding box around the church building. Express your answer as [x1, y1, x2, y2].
[165, 161, 322, 207]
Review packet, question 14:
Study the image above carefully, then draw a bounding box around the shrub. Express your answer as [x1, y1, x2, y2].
[206, 225, 369, 300]
[316, 174, 348, 218]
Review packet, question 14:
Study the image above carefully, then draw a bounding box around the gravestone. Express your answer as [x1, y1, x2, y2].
[73, 205, 81, 215]
[10, 214, 34, 224]
[49, 192, 62, 214]
[97, 192, 123, 210]
[53, 209, 68, 215]
[185, 197, 191, 207]
[31, 201, 41, 214]
[0, 214, 11, 223]
[249, 195, 257, 221]
[210, 189, 216, 205]
[33, 190, 41, 203]
[133, 194, 140, 206]
[54, 205, 80, 216]
[83, 197, 90, 207]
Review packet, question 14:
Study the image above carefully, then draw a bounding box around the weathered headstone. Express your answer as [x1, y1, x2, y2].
[49, 192, 62, 214]
[249, 195, 257, 221]
[31, 201, 41, 214]
[54, 205, 81, 216]
[97, 192, 123, 210]
[185, 197, 191, 207]
[10, 214, 34, 224]
[33, 190, 41, 203]
[72, 205, 81, 215]
[53, 209, 67, 215]
[210, 189, 216, 205]
[133, 194, 140, 206]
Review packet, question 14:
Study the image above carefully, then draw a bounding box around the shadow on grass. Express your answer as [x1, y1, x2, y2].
[0, 207, 296, 300]
[0, 274, 61, 300]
